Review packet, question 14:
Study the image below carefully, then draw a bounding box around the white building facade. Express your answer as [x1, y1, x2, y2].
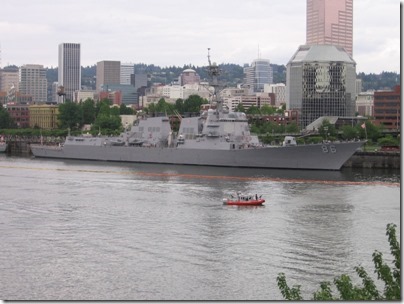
[74, 90, 97, 103]
[159, 83, 211, 102]
[355, 91, 374, 117]
[264, 83, 286, 106]
[19, 64, 47, 103]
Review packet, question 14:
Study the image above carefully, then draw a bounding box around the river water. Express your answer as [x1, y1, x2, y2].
[0, 155, 400, 300]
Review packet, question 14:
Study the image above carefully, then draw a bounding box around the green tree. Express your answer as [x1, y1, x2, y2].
[285, 123, 299, 133]
[96, 99, 112, 117]
[277, 223, 400, 300]
[378, 135, 400, 147]
[99, 100, 112, 115]
[319, 119, 336, 140]
[110, 106, 120, 116]
[235, 103, 245, 113]
[357, 121, 382, 142]
[145, 102, 156, 115]
[119, 103, 134, 115]
[81, 98, 96, 124]
[91, 100, 122, 134]
[183, 95, 207, 113]
[341, 125, 358, 140]
[246, 105, 260, 115]
[0, 104, 14, 128]
[260, 104, 276, 115]
[149, 98, 174, 114]
[92, 114, 122, 134]
[58, 101, 83, 130]
[175, 99, 185, 114]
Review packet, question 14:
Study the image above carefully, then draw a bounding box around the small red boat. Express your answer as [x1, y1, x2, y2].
[223, 192, 265, 206]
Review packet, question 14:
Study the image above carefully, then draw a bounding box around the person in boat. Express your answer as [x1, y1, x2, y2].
[255, 194, 258, 200]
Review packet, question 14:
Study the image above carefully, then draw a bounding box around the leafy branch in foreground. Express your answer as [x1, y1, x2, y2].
[277, 223, 400, 300]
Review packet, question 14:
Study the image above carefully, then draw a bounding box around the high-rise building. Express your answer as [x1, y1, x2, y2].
[96, 61, 121, 91]
[19, 64, 47, 103]
[243, 59, 273, 93]
[286, 44, 356, 128]
[306, 0, 353, 56]
[120, 63, 134, 85]
[0, 66, 19, 93]
[58, 43, 81, 102]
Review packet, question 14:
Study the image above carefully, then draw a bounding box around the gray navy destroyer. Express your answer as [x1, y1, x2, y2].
[31, 51, 364, 170]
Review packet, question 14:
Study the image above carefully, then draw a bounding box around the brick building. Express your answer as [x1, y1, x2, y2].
[6, 103, 30, 128]
[373, 85, 400, 130]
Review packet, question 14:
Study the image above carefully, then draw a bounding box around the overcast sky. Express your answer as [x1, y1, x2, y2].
[0, 0, 400, 74]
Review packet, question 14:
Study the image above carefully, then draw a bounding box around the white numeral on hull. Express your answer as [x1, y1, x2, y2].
[322, 145, 337, 153]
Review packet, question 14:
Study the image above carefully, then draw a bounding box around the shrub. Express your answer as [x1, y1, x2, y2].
[277, 223, 400, 300]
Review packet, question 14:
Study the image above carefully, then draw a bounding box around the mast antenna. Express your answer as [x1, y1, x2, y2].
[206, 48, 221, 86]
[206, 48, 224, 111]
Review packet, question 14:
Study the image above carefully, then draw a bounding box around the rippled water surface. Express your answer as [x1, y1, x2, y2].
[0, 156, 400, 300]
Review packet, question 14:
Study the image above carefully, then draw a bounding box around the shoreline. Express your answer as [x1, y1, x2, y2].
[343, 151, 400, 169]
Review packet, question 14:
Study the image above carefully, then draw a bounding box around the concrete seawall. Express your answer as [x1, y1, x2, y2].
[343, 151, 400, 169]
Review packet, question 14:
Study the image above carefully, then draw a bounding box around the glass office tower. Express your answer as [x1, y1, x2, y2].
[286, 44, 356, 128]
[244, 59, 273, 93]
[306, 0, 353, 56]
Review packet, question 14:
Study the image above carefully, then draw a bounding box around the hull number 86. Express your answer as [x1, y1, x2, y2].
[322, 145, 337, 153]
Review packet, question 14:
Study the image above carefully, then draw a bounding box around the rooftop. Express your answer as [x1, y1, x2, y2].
[288, 44, 355, 65]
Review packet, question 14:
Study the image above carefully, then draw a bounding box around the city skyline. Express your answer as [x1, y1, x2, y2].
[0, 0, 400, 74]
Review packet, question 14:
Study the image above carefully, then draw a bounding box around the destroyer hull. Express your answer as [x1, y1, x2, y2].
[30, 141, 363, 170]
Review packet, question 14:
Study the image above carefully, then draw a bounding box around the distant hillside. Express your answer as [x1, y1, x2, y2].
[43, 64, 400, 92]
[357, 71, 401, 91]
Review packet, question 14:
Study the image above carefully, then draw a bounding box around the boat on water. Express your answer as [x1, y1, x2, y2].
[223, 192, 265, 206]
[30, 51, 365, 171]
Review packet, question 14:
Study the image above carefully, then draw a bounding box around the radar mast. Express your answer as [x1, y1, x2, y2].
[206, 48, 223, 111]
